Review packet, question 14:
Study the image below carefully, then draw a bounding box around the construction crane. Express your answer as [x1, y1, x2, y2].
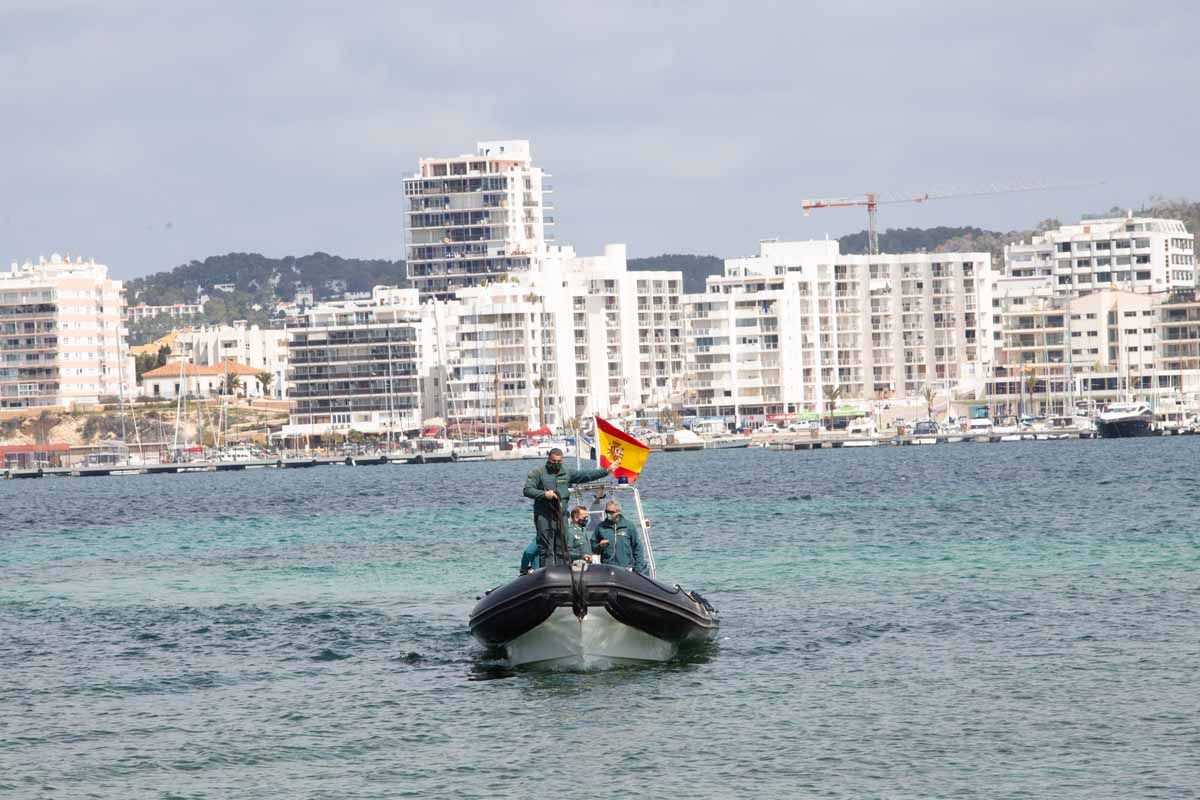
[801, 181, 1100, 256]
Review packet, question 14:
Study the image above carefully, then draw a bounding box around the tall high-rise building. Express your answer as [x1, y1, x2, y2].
[0, 254, 131, 409]
[403, 140, 553, 299]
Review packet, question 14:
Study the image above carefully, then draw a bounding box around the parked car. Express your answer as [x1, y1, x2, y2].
[758, 424, 781, 434]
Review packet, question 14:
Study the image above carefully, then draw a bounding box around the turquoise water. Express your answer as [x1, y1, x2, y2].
[2, 441, 1199, 798]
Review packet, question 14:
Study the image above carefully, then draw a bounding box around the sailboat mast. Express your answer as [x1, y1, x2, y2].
[172, 358, 185, 451]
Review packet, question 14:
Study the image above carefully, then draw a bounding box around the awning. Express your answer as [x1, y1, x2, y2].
[796, 411, 821, 422]
[832, 406, 867, 418]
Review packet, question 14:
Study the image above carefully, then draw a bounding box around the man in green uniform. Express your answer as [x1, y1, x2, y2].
[522, 448, 609, 566]
[592, 500, 648, 575]
[519, 506, 593, 575]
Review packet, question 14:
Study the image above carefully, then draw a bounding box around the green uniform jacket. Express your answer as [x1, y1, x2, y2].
[593, 516, 648, 575]
[523, 465, 610, 516]
[564, 522, 593, 561]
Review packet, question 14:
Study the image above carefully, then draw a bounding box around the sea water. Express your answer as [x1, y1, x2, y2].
[2, 440, 1198, 798]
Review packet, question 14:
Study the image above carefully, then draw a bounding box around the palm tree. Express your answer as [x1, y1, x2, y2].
[659, 405, 681, 430]
[921, 384, 937, 421]
[822, 384, 843, 424]
[223, 374, 242, 397]
[533, 375, 547, 429]
[1022, 368, 1039, 416]
[256, 371, 274, 398]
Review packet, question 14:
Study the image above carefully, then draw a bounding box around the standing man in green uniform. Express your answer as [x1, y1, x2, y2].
[593, 500, 648, 575]
[523, 448, 609, 567]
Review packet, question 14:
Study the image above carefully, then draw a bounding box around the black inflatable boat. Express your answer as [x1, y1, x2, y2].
[469, 483, 718, 669]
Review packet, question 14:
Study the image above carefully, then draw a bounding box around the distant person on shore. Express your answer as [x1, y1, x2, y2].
[592, 500, 647, 575]
[523, 448, 609, 566]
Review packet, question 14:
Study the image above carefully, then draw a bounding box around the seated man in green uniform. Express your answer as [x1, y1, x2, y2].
[592, 500, 648, 575]
[519, 506, 594, 575]
[522, 448, 609, 567]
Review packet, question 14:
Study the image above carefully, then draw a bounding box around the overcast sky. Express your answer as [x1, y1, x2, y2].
[3, 1, 1199, 279]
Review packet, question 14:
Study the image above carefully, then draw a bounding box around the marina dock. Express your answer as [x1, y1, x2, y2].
[3, 425, 1194, 480]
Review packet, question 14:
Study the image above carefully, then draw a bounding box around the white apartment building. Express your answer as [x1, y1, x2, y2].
[126, 302, 203, 323]
[1157, 290, 1200, 396]
[173, 323, 288, 399]
[403, 140, 553, 299]
[1004, 215, 1194, 294]
[683, 240, 993, 425]
[282, 287, 432, 439]
[557, 245, 684, 416]
[426, 244, 685, 431]
[0, 254, 132, 409]
[983, 288, 1162, 413]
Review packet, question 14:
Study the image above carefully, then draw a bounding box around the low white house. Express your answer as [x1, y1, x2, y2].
[140, 360, 267, 400]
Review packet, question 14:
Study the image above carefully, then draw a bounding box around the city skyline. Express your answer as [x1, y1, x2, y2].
[4, 2, 1200, 279]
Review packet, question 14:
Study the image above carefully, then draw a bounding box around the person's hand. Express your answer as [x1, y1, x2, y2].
[583, 555, 593, 563]
[597, 538, 609, 547]
[543, 490, 558, 500]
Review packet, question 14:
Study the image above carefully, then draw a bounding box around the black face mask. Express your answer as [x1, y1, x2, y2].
[546, 462, 561, 474]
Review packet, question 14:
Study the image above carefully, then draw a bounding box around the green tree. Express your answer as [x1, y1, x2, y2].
[256, 371, 274, 398]
[223, 374, 243, 397]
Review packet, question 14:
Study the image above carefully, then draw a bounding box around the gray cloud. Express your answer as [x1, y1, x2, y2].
[2, 0, 1198, 276]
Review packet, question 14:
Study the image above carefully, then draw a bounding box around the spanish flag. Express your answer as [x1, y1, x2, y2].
[595, 416, 651, 483]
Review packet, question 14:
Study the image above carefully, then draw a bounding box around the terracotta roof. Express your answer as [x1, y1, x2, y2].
[142, 360, 262, 379]
[129, 329, 181, 356]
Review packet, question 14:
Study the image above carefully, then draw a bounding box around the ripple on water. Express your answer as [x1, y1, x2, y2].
[1, 442, 1199, 797]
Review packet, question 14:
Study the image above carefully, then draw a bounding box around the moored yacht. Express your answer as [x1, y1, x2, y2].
[1095, 402, 1154, 438]
[469, 482, 718, 670]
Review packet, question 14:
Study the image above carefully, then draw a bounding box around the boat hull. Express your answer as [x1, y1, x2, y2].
[1096, 417, 1153, 438]
[506, 607, 676, 669]
[470, 564, 718, 669]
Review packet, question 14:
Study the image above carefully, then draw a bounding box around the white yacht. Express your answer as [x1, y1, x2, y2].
[1096, 402, 1155, 438]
